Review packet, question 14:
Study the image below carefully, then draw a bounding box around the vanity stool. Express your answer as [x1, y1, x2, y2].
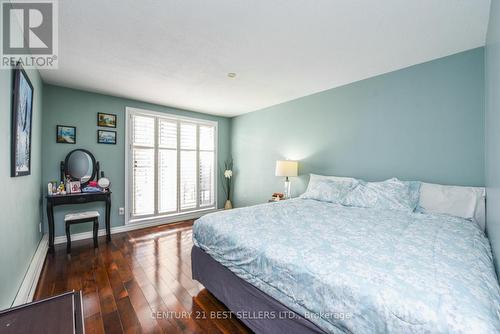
[64, 211, 100, 252]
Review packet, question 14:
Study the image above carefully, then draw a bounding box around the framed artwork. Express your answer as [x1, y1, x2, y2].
[56, 125, 76, 144]
[11, 64, 34, 177]
[69, 181, 81, 194]
[97, 113, 117, 128]
[98, 130, 117, 144]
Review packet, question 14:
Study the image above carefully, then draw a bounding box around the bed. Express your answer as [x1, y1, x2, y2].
[192, 179, 500, 334]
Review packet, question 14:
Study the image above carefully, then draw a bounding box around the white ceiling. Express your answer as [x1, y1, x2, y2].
[40, 0, 491, 117]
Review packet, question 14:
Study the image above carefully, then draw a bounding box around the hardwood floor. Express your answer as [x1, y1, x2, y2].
[34, 220, 252, 334]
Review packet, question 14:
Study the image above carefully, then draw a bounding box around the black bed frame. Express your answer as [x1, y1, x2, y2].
[191, 246, 327, 334]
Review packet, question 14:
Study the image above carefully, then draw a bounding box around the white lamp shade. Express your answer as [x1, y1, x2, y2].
[275, 160, 298, 177]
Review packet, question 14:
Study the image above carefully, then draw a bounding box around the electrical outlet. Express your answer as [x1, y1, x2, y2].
[119, 207, 125, 216]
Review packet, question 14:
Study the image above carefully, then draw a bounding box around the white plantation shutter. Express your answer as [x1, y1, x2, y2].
[180, 123, 197, 149]
[133, 116, 155, 146]
[133, 148, 155, 215]
[199, 151, 215, 206]
[199, 125, 215, 206]
[159, 119, 177, 148]
[158, 149, 177, 213]
[132, 115, 155, 216]
[128, 110, 217, 221]
[158, 120, 177, 213]
[199, 125, 215, 151]
[180, 123, 198, 210]
[180, 150, 197, 209]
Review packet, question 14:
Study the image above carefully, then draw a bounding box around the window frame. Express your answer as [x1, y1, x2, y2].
[125, 107, 218, 225]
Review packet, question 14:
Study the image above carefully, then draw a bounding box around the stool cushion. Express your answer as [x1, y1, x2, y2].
[64, 211, 100, 221]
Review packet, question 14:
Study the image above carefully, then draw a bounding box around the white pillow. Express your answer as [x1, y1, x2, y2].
[418, 182, 485, 224]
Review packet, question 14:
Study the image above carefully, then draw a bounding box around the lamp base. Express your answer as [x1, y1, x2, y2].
[284, 180, 291, 199]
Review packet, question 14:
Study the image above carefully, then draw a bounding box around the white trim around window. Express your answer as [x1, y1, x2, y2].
[125, 107, 218, 225]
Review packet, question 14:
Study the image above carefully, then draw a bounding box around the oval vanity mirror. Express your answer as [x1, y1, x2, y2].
[64, 149, 97, 186]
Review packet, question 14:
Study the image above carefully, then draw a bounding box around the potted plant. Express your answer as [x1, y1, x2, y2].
[221, 158, 234, 209]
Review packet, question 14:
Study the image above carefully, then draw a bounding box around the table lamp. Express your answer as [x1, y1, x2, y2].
[275, 160, 298, 199]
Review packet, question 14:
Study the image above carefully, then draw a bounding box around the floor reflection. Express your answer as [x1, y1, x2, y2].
[34, 220, 251, 333]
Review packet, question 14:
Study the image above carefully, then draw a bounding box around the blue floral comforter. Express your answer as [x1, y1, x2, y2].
[193, 199, 500, 333]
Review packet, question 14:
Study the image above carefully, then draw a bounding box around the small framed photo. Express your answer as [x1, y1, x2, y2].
[97, 113, 117, 128]
[56, 125, 76, 144]
[69, 181, 81, 194]
[98, 130, 117, 144]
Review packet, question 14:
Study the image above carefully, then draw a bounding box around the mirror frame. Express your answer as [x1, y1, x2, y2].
[60, 149, 99, 187]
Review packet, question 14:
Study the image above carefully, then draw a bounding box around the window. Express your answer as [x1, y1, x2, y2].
[127, 108, 217, 222]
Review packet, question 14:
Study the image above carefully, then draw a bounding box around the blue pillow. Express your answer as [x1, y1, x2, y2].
[300, 178, 357, 204]
[341, 178, 417, 212]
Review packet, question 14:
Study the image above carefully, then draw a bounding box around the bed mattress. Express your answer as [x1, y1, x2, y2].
[193, 199, 500, 333]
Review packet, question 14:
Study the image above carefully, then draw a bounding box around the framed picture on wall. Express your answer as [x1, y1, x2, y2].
[56, 125, 76, 144]
[11, 64, 34, 177]
[97, 113, 117, 128]
[97, 130, 117, 144]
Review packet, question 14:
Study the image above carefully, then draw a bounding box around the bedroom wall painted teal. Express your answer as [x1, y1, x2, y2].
[231, 48, 485, 207]
[0, 69, 43, 309]
[42, 84, 231, 237]
[485, 0, 500, 276]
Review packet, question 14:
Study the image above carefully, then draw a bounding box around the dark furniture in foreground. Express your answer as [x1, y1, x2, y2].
[0, 291, 84, 334]
[35, 221, 251, 333]
[65, 211, 100, 252]
[191, 245, 327, 334]
[46, 192, 111, 253]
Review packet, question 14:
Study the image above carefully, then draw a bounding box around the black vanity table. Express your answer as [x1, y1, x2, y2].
[46, 149, 112, 253]
[46, 191, 111, 253]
